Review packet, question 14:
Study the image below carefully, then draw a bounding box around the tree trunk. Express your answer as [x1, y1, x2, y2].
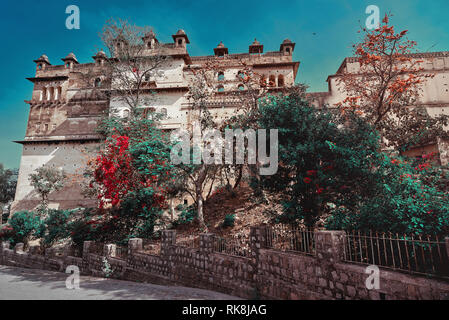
[197, 193, 207, 231]
[169, 198, 175, 221]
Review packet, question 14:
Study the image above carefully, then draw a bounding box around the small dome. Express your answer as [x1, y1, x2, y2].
[95, 50, 107, 57]
[251, 38, 260, 46]
[144, 29, 156, 39]
[282, 39, 292, 44]
[217, 41, 225, 48]
[176, 29, 186, 35]
[65, 52, 77, 60]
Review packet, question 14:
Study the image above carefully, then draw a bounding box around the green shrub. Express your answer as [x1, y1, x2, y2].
[7, 211, 42, 247]
[174, 205, 197, 225]
[222, 214, 236, 228]
[38, 209, 72, 248]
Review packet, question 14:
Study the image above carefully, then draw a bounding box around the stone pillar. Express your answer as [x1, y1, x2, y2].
[250, 225, 269, 299]
[200, 233, 215, 254]
[83, 241, 94, 258]
[250, 225, 269, 253]
[128, 238, 143, 255]
[445, 237, 449, 261]
[104, 244, 117, 258]
[314, 230, 346, 263]
[161, 230, 176, 256]
[1, 241, 10, 250]
[14, 243, 24, 253]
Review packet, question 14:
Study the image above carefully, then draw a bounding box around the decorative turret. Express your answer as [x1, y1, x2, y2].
[142, 29, 158, 49]
[172, 29, 190, 48]
[33, 54, 51, 71]
[113, 34, 128, 53]
[214, 41, 228, 57]
[61, 52, 79, 69]
[249, 38, 263, 54]
[92, 50, 107, 65]
[280, 39, 295, 55]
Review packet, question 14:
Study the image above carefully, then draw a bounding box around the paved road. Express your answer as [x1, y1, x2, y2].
[0, 266, 241, 300]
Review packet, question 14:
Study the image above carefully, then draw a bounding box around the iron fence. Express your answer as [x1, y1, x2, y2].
[89, 242, 104, 256]
[213, 235, 252, 258]
[344, 231, 449, 278]
[267, 224, 315, 255]
[139, 239, 161, 255]
[66, 246, 83, 258]
[114, 245, 128, 260]
[177, 236, 200, 249]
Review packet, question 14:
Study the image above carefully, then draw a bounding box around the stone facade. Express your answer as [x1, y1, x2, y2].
[309, 51, 449, 163]
[12, 31, 299, 214]
[1, 226, 448, 300]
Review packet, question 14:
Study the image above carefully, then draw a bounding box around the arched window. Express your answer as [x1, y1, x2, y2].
[123, 109, 130, 118]
[217, 72, 225, 81]
[269, 75, 276, 87]
[144, 73, 151, 82]
[278, 75, 285, 87]
[217, 85, 225, 92]
[237, 71, 245, 80]
[238, 84, 245, 91]
[41, 88, 46, 101]
[94, 78, 102, 88]
[160, 108, 168, 119]
[38, 64, 43, 70]
[49, 87, 54, 100]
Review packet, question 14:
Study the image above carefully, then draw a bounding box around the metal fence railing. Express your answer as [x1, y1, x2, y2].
[344, 231, 449, 278]
[114, 246, 128, 260]
[139, 239, 161, 255]
[89, 242, 105, 256]
[66, 246, 83, 258]
[213, 235, 252, 258]
[267, 224, 315, 255]
[177, 236, 200, 250]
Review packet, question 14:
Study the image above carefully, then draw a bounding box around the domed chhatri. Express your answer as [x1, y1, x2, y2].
[249, 38, 263, 54]
[172, 29, 190, 45]
[214, 41, 229, 56]
[62, 52, 79, 64]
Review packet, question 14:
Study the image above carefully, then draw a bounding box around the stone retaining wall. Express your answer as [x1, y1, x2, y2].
[1, 227, 448, 300]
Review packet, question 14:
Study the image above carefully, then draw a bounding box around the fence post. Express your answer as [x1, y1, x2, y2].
[314, 230, 346, 263]
[250, 225, 269, 299]
[128, 238, 143, 255]
[200, 233, 215, 254]
[445, 237, 449, 261]
[104, 244, 116, 258]
[82, 241, 93, 258]
[161, 230, 176, 256]
[14, 243, 24, 253]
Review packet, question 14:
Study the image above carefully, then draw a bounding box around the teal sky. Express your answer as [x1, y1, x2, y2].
[1, 0, 448, 169]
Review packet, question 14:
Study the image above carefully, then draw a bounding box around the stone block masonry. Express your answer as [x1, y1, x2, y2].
[1, 226, 448, 300]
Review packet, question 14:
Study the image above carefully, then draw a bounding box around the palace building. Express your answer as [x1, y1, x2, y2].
[11, 30, 300, 213]
[11, 29, 449, 214]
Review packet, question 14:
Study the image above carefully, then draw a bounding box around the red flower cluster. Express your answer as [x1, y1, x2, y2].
[93, 134, 170, 210]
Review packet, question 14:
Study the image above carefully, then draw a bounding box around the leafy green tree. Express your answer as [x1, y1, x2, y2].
[6, 211, 42, 247]
[256, 90, 383, 227]
[0, 164, 17, 204]
[29, 166, 66, 213]
[326, 154, 449, 236]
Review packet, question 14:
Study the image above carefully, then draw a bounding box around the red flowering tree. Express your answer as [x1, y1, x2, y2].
[84, 116, 174, 242]
[337, 14, 449, 150]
